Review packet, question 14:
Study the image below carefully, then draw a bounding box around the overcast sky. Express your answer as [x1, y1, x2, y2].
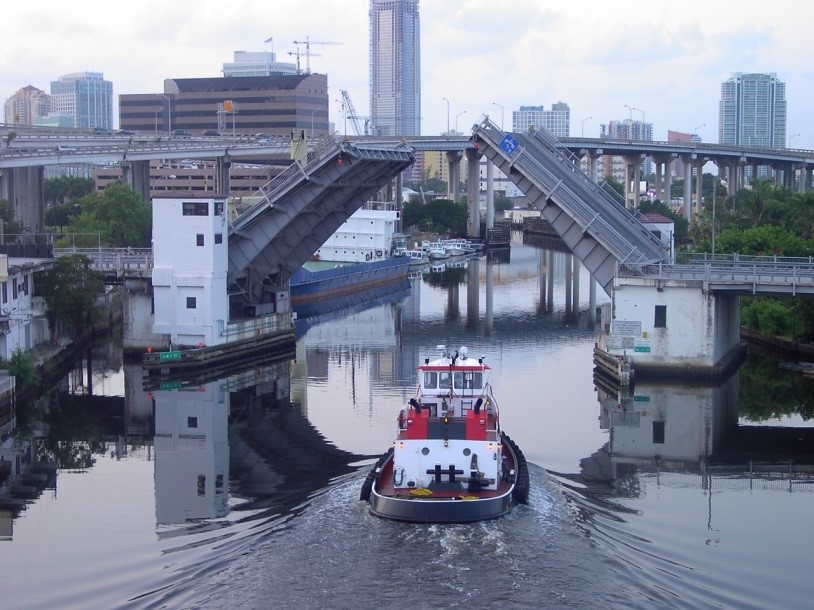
[3, 0, 812, 148]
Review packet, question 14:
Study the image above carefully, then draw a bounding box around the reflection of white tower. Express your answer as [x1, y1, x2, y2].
[153, 382, 229, 523]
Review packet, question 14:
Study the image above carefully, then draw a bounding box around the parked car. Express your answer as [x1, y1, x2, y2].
[203, 130, 220, 136]
[172, 129, 191, 137]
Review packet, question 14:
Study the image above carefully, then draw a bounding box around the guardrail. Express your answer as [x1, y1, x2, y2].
[617, 255, 814, 290]
[53, 247, 153, 273]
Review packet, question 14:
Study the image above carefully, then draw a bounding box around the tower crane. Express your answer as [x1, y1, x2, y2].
[292, 36, 342, 74]
[340, 90, 368, 136]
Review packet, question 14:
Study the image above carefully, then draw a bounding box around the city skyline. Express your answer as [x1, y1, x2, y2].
[2, 0, 813, 148]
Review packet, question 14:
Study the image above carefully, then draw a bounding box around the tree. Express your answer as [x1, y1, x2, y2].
[38, 254, 105, 335]
[44, 176, 94, 206]
[402, 198, 468, 235]
[2, 348, 40, 389]
[0, 199, 25, 236]
[494, 194, 513, 212]
[68, 181, 151, 247]
[45, 202, 81, 232]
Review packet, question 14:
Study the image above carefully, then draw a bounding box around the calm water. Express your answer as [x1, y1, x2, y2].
[2, 235, 814, 609]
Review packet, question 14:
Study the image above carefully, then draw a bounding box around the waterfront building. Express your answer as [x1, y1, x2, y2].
[0, 254, 52, 361]
[369, 0, 421, 137]
[50, 72, 113, 130]
[3, 86, 51, 126]
[511, 103, 570, 137]
[119, 74, 328, 136]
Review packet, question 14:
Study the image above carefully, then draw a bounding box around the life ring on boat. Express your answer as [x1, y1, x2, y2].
[376, 250, 383, 257]
[365, 253, 371, 261]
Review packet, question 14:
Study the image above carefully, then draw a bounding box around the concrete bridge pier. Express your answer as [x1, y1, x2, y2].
[572, 256, 581, 317]
[805, 165, 813, 192]
[446, 151, 462, 202]
[681, 154, 694, 222]
[216, 154, 232, 195]
[546, 250, 554, 311]
[485, 260, 494, 336]
[564, 252, 573, 317]
[0, 166, 45, 231]
[623, 155, 643, 208]
[694, 158, 707, 216]
[587, 149, 602, 183]
[120, 160, 151, 202]
[652, 154, 675, 203]
[588, 275, 597, 327]
[465, 146, 481, 238]
[121, 278, 167, 353]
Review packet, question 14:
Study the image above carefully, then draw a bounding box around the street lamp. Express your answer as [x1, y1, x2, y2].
[788, 133, 800, 148]
[455, 110, 467, 133]
[693, 123, 705, 137]
[160, 94, 172, 134]
[492, 102, 504, 130]
[581, 116, 592, 137]
[442, 97, 450, 134]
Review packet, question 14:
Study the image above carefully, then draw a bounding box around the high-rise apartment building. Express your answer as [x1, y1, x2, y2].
[369, 0, 421, 137]
[4, 85, 51, 125]
[599, 119, 654, 182]
[512, 103, 570, 137]
[50, 72, 113, 130]
[719, 72, 786, 148]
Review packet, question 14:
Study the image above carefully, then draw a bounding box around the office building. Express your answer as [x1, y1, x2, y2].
[50, 72, 113, 130]
[4, 86, 51, 126]
[118, 74, 328, 136]
[222, 51, 298, 77]
[719, 72, 786, 148]
[369, 0, 421, 137]
[512, 103, 570, 137]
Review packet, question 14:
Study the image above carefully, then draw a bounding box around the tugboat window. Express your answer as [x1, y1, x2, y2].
[423, 372, 437, 388]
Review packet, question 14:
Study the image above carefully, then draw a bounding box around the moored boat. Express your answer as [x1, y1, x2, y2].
[361, 345, 529, 522]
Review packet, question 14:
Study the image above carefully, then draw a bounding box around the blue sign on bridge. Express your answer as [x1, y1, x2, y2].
[499, 134, 520, 155]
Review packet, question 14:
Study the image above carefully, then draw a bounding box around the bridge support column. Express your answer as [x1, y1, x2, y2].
[122, 278, 168, 352]
[681, 154, 694, 223]
[485, 260, 494, 336]
[623, 155, 643, 209]
[694, 159, 706, 216]
[653, 154, 676, 203]
[446, 151, 462, 202]
[465, 146, 482, 238]
[564, 252, 573, 318]
[216, 154, 232, 196]
[486, 159, 495, 230]
[589, 275, 597, 327]
[588, 150, 602, 183]
[572, 257, 581, 317]
[805, 165, 813, 192]
[126, 160, 151, 202]
[4, 166, 46, 232]
[547, 250, 554, 312]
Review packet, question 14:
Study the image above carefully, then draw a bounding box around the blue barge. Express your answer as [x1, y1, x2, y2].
[290, 256, 411, 304]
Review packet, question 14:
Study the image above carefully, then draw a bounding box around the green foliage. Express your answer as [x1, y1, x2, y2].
[602, 176, 625, 199]
[0, 199, 24, 235]
[39, 254, 105, 334]
[3, 348, 40, 389]
[713, 225, 812, 257]
[44, 202, 82, 232]
[402, 198, 468, 235]
[741, 298, 793, 337]
[494, 194, 513, 212]
[68, 181, 151, 247]
[44, 176, 94, 206]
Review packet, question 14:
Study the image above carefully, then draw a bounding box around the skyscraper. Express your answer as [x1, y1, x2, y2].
[719, 72, 786, 148]
[369, 0, 421, 137]
[50, 72, 113, 130]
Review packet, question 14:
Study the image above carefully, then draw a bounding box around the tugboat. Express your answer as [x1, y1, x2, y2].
[361, 345, 529, 523]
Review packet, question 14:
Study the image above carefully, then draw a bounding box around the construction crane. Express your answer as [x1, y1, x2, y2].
[288, 48, 320, 74]
[292, 36, 342, 74]
[340, 90, 368, 136]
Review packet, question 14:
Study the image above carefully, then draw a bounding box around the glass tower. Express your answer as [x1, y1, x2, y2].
[50, 72, 113, 130]
[369, 0, 421, 137]
[719, 72, 786, 148]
